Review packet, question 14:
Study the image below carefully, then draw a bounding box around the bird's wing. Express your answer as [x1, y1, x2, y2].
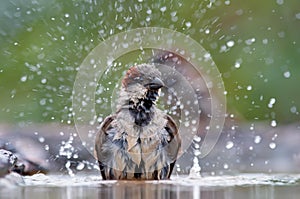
[164, 115, 181, 161]
[158, 115, 181, 179]
[94, 115, 122, 179]
[94, 115, 115, 160]
[95, 114, 137, 180]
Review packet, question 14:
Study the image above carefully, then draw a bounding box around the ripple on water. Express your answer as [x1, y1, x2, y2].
[0, 174, 298, 199]
[22, 173, 300, 187]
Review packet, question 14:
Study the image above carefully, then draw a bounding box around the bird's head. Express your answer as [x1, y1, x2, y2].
[119, 64, 164, 107]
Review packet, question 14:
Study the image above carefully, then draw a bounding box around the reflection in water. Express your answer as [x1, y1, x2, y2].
[0, 183, 225, 199]
[1, 175, 300, 199]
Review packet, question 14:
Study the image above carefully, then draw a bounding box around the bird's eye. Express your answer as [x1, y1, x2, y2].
[134, 76, 144, 81]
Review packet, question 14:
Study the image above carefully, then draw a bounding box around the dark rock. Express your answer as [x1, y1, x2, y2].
[0, 149, 17, 177]
[0, 140, 49, 175]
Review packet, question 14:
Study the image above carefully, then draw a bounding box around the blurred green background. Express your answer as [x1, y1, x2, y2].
[0, 0, 299, 124]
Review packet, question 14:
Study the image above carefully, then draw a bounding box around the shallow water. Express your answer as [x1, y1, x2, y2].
[1, 174, 300, 199]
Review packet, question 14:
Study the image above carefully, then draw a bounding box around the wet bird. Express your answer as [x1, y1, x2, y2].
[94, 64, 181, 180]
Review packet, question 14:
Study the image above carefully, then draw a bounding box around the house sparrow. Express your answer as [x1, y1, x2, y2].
[94, 64, 181, 180]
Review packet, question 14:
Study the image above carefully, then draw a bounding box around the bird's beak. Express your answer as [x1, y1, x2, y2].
[145, 77, 165, 90]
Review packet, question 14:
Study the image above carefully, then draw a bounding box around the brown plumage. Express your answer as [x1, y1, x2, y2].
[94, 64, 181, 180]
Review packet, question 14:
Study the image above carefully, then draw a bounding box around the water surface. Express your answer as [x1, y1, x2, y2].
[1, 174, 300, 199]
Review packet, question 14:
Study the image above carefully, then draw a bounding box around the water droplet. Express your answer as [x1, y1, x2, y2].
[20, 75, 27, 82]
[176, 164, 181, 172]
[160, 6, 166, 12]
[269, 142, 276, 149]
[290, 106, 297, 113]
[223, 163, 229, 169]
[254, 135, 262, 144]
[38, 137, 45, 143]
[37, 53, 45, 60]
[245, 38, 256, 45]
[264, 160, 269, 165]
[234, 61, 241, 68]
[283, 71, 291, 78]
[246, 85, 252, 91]
[122, 42, 129, 48]
[268, 98, 276, 108]
[270, 120, 277, 127]
[39, 98, 46, 106]
[65, 161, 74, 176]
[185, 21, 192, 28]
[73, 154, 78, 159]
[296, 13, 300, 20]
[41, 78, 47, 84]
[235, 9, 243, 16]
[184, 121, 190, 127]
[204, 53, 211, 59]
[81, 101, 87, 107]
[193, 135, 201, 142]
[226, 40, 235, 47]
[262, 38, 268, 44]
[265, 57, 274, 65]
[278, 31, 285, 38]
[272, 134, 278, 141]
[194, 150, 201, 156]
[65, 161, 71, 168]
[146, 9, 152, 14]
[226, 141, 234, 149]
[90, 59, 95, 65]
[76, 162, 85, 170]
[189, 157, 201, 176]
[276, 0, 284, 5]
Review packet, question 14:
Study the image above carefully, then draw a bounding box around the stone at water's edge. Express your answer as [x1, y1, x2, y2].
[0, 149, 25, 187]
[0, 141, 49, 176]
[0, 149, 17, 177]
